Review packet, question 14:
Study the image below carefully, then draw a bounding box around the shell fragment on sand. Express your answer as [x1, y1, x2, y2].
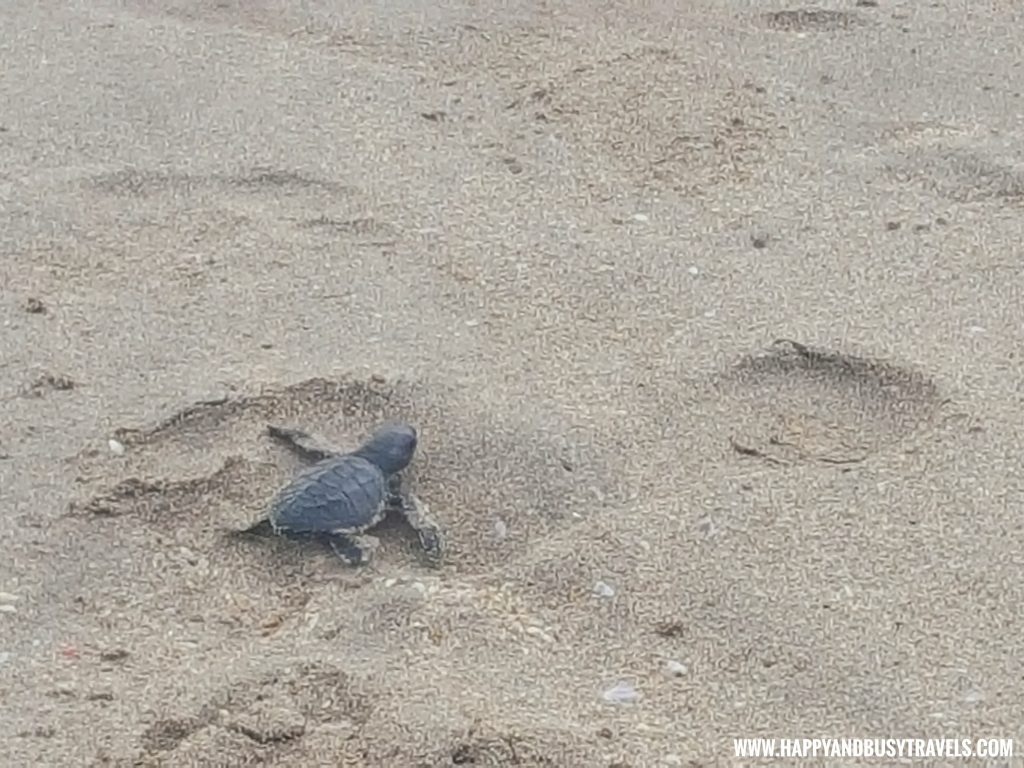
[602, 682, 641, 703]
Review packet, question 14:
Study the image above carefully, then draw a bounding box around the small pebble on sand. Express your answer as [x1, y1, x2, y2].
[665, 660, 688, 677]
[108, 439, 125, 456]
[593, 580, 616, 598]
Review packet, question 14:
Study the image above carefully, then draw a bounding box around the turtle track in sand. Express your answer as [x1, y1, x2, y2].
[136, 661, 371, 765]
[134, 657, 593, 766]
[68, 374, 619, 575]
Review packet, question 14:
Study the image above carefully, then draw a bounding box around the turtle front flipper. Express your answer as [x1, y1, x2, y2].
[328, 533, 381, 566]
[397, 494, 445, 563]
[385, 473, 404, 498]
[267, 425, 342, 461]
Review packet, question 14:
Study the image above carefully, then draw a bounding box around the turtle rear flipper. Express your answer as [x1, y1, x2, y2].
[229, 518, 276, 537]
[329, 534, 380, 566]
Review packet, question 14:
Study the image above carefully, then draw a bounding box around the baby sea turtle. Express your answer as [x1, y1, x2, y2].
[239, 422, 443, 566]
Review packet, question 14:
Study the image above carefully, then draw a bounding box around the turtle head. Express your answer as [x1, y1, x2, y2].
[354, 423, 418, 474]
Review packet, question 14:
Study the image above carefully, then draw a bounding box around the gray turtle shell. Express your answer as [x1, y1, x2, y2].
[269, 454, 389, 534]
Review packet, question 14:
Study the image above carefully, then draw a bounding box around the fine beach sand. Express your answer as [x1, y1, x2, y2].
[2, 1, 1023, 765]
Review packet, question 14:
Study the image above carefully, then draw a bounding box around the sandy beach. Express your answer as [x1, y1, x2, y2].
[2, 1, 1023, 765]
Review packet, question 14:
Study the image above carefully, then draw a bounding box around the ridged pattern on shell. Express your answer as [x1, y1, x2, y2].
[269, 455, 387, 533]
